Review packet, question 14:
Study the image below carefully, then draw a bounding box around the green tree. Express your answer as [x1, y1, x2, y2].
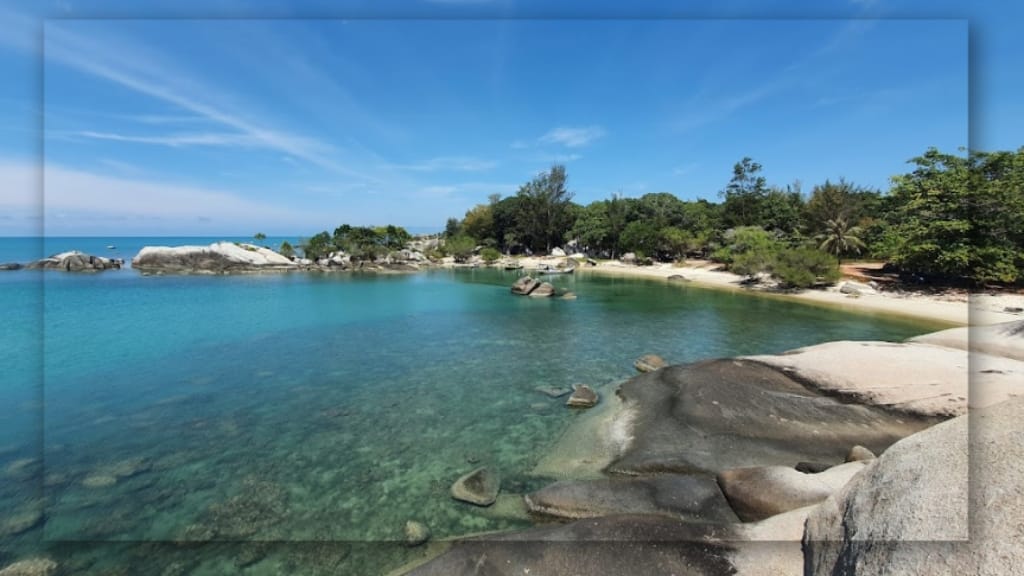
[279, 240, 295, 259]
[817, 217, 866, 264]
[516, 164, 576, 253]
[301, 232, 333, 260]
[462, 204, 495, 244]
[570, 201, 611, 255]
[444, 234, 476, 263]
[722, 226, 779, 279]
[480, 247, 501, 263]
[620, 220, 660, 257]
[720, 157, 769, 227]
[254, 232, 267, 243]
[444, 217, 462, 239]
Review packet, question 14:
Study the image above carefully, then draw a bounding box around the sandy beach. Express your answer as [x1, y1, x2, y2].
[513, 256, 1024, 327]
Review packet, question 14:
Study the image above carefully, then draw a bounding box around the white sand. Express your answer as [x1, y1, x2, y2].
[550, 258, 1024, 327]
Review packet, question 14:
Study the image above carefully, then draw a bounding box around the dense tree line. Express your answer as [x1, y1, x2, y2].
[297, 224, 413, 261]
[443, 147, 1024, 287]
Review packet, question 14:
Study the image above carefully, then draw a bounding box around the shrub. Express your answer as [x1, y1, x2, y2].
[279, 241, 295, 259]
[480, 247, 501, 263]
[444, 235, 477, 263]
[771, 247, 840, 288]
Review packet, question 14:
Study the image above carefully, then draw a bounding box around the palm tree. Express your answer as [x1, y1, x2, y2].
[817, 217, 866, 264]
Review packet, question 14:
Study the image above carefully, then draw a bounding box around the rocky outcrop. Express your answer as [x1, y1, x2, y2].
[716, 462, 865, 522]
[802, 398, 1024, 575]
[746, 339, 1024, 417]
[450, 467, 500, 506]
[909, 319, 1024, 362]
[634, 354, 667, 373]
[528, 281, 555, 298]
[132, 242, 297, 274]
[550, 247, 566, 257]
[525, 474, 738, 523]
[511, 276, 540, 295]
[606, 359, 937, 476]
[26, 251, 122, 272]
[566, 384, 599, 408]
[0, 262, 23, 270]
[403, 512, 811, 576]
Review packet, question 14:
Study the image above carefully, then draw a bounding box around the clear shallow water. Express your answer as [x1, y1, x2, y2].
[0, 238, 945, 574]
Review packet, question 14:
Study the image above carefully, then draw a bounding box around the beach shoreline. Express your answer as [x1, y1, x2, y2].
[508, 256, 1023, 327]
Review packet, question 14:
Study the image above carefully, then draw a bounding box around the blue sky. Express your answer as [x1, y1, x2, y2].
[0, 1, 1019, 236]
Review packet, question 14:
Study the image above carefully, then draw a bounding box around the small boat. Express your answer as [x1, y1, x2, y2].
[504, 262, 524, 270]
[534, 264, 575, 274]
[106, 245, 116, 249]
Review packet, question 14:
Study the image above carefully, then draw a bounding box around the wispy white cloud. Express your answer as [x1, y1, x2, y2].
[43, 23, 378, 183]
[0, 160, 320, 234]
[538, 126, 605, 148]
[73, 130, 264, 148]
[510, 140, 530, 150]
[389, 156, 497, 172]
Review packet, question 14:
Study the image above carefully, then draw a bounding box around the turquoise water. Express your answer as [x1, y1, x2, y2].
[0, 238, 944, 574]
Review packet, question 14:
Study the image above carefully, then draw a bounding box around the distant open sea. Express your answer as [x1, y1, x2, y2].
[0, 236, 944, 574]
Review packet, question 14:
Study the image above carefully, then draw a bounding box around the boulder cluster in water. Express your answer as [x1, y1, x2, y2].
[510, 275, 576, 299]
[0, 251, 124, 272]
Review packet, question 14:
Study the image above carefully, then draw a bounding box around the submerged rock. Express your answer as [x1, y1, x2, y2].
[525, 474, 738, 523]
[0, 558, 58, 576]
[450, 467, 500, 506]
[132, 242, 297, 274]
[633, 354, 667, 373]
[26, 251, 121, 272]
[404, 520, 431, 546]
[0, 508, 44, 537]
[607, 359, 938, 476]
[535, 385, 571, 398]
[566, 384, 599, 408]
[716, 462, 865, 522]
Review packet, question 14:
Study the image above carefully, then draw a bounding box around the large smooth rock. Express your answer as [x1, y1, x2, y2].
[510, 276, 540, 295]
[132, 242, 297, 274]
[450, 467, 500, 506]
[838, 281, 875, 295]
[607, 359, 938, 476]
[528, 282, 555, 297]
[803, 398, 1024, 575]
[550, 247, 566, 257]
[717, 461, 865, 522]
[26, 251, 121, 272]
[634, 354, 667, 373]
[403, 512, 807, 576]
[404, 514, 738, 576]
[566, 384, 599, 408]
[746, 340, 1024, 417]
[525, 474, 739, 523]
[909, 319, 1024, 362]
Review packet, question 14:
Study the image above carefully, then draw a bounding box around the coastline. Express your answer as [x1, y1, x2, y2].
[545, 259, 1024, 327]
